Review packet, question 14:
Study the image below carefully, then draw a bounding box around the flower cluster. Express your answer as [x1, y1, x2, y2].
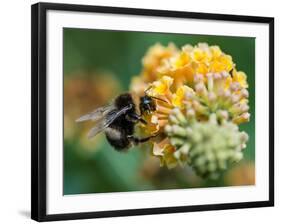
[130, 43, 250, 179]
[165, 110, 248, 179]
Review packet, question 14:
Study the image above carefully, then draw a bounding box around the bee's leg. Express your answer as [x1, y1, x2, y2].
[128, 134, 157, 144]
[126, 113, 147, 124]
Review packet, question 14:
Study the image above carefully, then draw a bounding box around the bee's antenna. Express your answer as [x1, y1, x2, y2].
[150, 96, 168, 103]
[144, 85, 168, 103]
[144, 85, 153, 94]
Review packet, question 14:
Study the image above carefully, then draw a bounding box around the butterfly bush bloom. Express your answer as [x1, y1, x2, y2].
[130, 43, 250, 178]
[165, 110, 248, 179]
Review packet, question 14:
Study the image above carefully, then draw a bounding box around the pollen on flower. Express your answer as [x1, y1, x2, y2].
[129, 42, 251, 179]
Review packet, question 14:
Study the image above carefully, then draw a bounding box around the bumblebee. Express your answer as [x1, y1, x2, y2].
[76, 92, 165, 151]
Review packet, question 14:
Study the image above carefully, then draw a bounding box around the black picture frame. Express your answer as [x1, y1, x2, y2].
[31, 2, 274, 222]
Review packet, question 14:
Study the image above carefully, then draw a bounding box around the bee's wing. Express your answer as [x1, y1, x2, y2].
[87, 122, 107, 139]
[87, 104, 133, 139]
[75, 105, 115, 122]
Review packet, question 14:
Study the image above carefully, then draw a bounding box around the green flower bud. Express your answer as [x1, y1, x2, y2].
[165, 111, 249, 179]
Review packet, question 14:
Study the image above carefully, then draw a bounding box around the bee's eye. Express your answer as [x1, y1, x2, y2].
[144, 99, 151, 104]
[140, 96, 156, 114]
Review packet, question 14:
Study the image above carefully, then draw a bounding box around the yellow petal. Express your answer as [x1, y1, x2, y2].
[233, 70, 248, 88]
[153, 142, 164, 156]
[210, 46, 222, 58]
[162, 145, 178, 169]
[142, 114, 159, 134]
[224, 76, 233, 89]
[196, 63, 209, 75]
[151, 76, 173, 95]
[152, 138, 170, 156]
[174, 52, 191, 68]
[232, 112, 250, 124]
[192, 48, 206, 62]
[172, 85, 194, 108]
[182, 44, 193, 53]
[220, 55, 234, 71]
[192, 44, 212, 64]
[142, 43, 178, 82]
[210, 55, 234, 73]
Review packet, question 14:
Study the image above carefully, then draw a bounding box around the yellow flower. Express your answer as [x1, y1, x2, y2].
[196, 63, 209, 75]
[151, 76, 173, 96]
[129, 42, 250, 171]
[141, 43, 178, 82]
[182, 44, 194, 53]
[232, 69, 248, 88]
[139, 77, 178, 163]
[209, 54, 234, 73]
[152, 138, 178, 169]
[132, 42, 236, 93]
[144, 76, 174, 132]
[225, 76, 233, 89]
[232, 112, 250, 125]
[141, 77, 194, 167]
[210, 45, 222, 59]
[191, 45, 211, 63]
[174, 52, 191, 68]
[140, 113, 167, 136]
[156, 43, 235, 88]
[158, 53, 195, 88]
[172, 85, 194, 108]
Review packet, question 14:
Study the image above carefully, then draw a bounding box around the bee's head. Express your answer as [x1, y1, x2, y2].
[139, 95, 156, 115]
[139, 86, 168, 115]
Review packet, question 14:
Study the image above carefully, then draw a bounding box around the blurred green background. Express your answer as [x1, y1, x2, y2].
[63, 28, 255, 195]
